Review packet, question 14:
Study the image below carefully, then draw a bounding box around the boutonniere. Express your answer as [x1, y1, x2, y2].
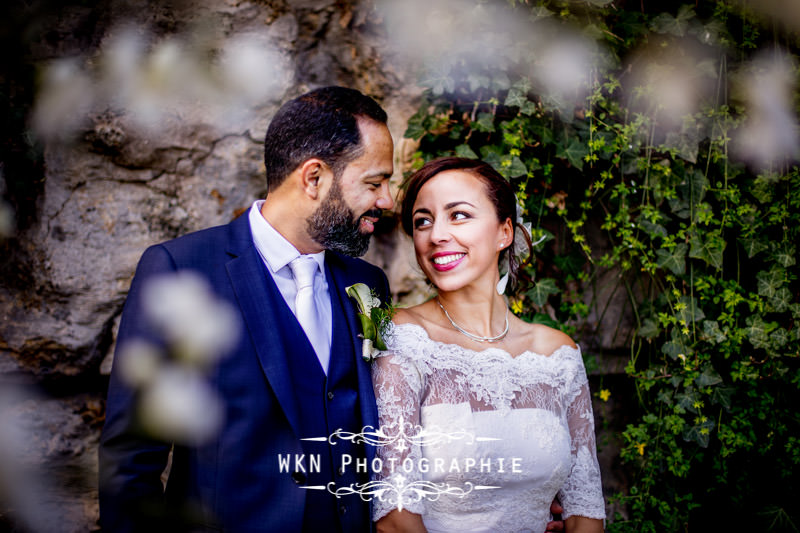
[345, 283, 396, 362]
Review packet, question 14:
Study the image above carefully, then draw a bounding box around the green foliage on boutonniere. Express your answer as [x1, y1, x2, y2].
[345, 283, 397, 361]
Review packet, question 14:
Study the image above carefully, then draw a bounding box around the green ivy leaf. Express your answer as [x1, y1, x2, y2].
[676, 390, 701, 413]
[710, 386, 734, 410]
[662, 340, 686, 360]
[702, 320, 727, 344]
[420, 64, 454, 96]
[508, 156, 528, 177]
[695, 366, 723, 388]
[455, 144, 478, 159]
[505, 89, 528, 109]
[656, 243, 688, 275]
[467, 73, 491, 92]
[473, 112, 496, 133]
[519, 100, 538, 116]
[676, 296, 705, 324]
[527, 278, 559, 306]
[638, 218, 668, 239]
[689, 231, 725, 270]
[738, 237, 768, 258]
[657, 389, 674, 405]
[652, 5, 695, 36]
[744, 316, 775, 350]
[530, 312, 559, 328]
[638, 318, 660, 339]
[770, 328, 789, 348]
[769, 287, 792, 313]
[757, 268, 784, 299]
[558, 139, 588, 170]
[683, 418, 714, 448]
[774, 245, 797, 268]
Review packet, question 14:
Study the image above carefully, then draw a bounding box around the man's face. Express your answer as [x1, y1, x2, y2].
[306, 119, 394, 256]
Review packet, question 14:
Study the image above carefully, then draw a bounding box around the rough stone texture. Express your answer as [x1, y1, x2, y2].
[0, 1, 421, 530]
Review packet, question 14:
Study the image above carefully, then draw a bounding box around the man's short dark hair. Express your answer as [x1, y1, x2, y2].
[263, 86, 388, 193]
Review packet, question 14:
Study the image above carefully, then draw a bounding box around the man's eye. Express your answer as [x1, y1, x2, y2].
[369, 182, 381, 189]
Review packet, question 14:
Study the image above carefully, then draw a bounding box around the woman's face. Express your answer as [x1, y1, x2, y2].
[411, 170, 512, 293]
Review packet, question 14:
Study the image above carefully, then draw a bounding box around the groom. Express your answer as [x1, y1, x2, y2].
[99, 86, 394, 532]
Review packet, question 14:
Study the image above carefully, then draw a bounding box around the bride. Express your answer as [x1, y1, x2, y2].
[371, 157, 605, 533]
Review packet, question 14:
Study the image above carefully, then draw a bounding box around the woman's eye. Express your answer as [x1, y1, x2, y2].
[453, 211, 470, 221]
[414, 217, 432, 229]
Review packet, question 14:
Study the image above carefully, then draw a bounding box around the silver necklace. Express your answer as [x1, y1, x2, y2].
[436, 298, 509, 343]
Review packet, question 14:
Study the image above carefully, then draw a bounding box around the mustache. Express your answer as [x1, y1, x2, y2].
[360, 209, 383, 219]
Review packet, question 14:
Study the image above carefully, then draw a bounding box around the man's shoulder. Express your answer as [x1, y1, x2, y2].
[146, 216, 248, 265]
[159, 222, 231, 249]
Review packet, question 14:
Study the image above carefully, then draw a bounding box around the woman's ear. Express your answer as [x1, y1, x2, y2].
[498, 217, 514, 250]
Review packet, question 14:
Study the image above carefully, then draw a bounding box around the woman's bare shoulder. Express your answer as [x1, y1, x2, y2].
[515, 319, 577, 356]
[391, 303, 435, 328]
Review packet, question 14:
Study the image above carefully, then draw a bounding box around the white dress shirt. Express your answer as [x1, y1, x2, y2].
[248, 200, 332, 373]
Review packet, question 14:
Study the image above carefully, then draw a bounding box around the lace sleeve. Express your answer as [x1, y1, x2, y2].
[558, 355, 606, 521]
[370, 348, 427, 522]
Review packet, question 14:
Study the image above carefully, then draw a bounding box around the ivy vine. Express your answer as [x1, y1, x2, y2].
[403, 1, 800, 530]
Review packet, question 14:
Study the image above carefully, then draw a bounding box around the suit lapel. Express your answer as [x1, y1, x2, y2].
[325, 253, 380, 444]
[224, 216, 303, 438]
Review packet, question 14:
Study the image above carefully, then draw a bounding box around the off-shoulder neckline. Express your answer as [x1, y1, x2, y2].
[389, 321, 581, 361]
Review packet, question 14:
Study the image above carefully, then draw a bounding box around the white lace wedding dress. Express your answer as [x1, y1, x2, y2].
[370, 322, 605, 533]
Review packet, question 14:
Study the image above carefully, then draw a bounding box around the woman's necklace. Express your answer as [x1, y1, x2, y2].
[436, 298, 509, 343]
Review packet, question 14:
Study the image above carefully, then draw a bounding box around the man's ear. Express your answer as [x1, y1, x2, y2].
[298, 159, 328, 200]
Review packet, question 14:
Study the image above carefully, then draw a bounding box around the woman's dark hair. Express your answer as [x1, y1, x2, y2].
[263, 86, 387, 192]
[401, 157, 531, 285]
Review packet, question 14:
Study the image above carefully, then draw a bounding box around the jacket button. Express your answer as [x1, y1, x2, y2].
[327, 391, 335, 400]
[291, 472, 306, 485]
[339, 504, 347, 514]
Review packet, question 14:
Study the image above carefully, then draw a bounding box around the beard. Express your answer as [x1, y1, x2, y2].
[306, 180, 381, 257]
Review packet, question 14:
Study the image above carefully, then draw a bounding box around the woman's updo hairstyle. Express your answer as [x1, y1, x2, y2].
[401, 156, 529, 286]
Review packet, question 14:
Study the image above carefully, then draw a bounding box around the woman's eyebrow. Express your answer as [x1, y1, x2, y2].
[444, 201, 476, 209]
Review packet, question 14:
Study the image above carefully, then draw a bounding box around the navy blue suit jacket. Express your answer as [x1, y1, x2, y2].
[99, 213, 388, 532]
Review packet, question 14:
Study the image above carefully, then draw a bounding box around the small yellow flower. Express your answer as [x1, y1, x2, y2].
[511, 299, 524, 315]
[635, 443, 646, 455]
[599, 389, 611, 402]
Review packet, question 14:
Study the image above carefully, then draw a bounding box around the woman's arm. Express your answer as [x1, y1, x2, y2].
[376, 509, 428, 533]
[371, 340, 428, 526]
[557, 345, 607, 528]
[565, 515, 604, 533]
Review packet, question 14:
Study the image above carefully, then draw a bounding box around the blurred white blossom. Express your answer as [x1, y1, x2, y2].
[142, 271, 240, 367]
[377, 0, 597, 111]
[218, 33, 290, 105]
[31, 58, 95, 140]
[33, 24, 292, 139]
[0, 388, 57, 532]
[733, 50, 800, 169]
[624, 39, 717, 133]
[117, 339, 162, 387]
[138, 365, 224, 445]
[0, 171, 13, 239]
[533, 36, 594, 109]
[0, 202, 12, 239]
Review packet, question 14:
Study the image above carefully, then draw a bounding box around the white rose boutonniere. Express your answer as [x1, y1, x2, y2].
[345, 283, 396, 362]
